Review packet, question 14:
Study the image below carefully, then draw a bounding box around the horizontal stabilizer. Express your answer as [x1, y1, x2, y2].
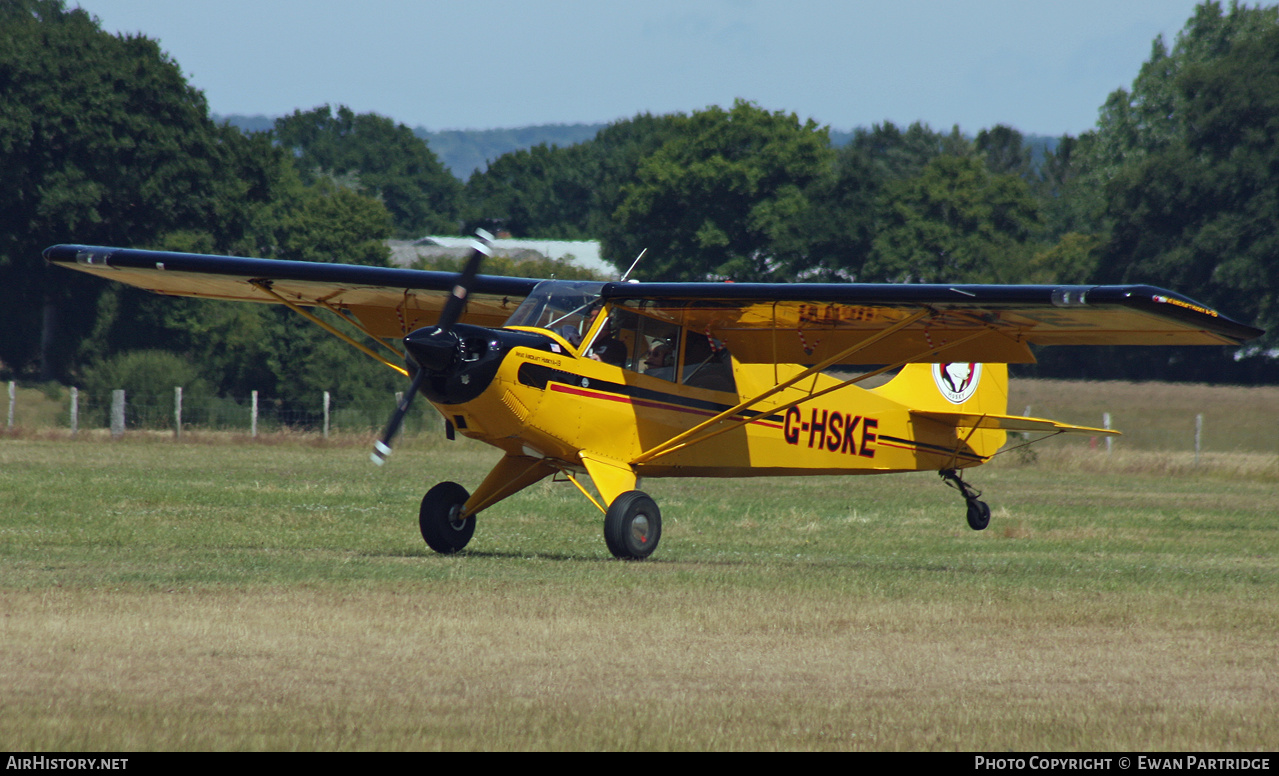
[912, 411, 1120, 436]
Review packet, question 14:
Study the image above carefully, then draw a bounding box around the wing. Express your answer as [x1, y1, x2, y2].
[46, 245, 1263, 365]
[600, 281, 1263, 364]
[43, 244, 539, 336]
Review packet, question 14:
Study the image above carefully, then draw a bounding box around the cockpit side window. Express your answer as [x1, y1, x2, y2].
[583, 304, 679, 377]
[583, 306, 640, 369]
[597, 302, 736, 393]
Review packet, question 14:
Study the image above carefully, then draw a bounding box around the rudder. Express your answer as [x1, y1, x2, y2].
[873, 362, 1009, 458]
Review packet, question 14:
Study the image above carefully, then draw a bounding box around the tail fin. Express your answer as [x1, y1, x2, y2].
[874, 362, 1009, 415]
[873, 363, 1009, 459]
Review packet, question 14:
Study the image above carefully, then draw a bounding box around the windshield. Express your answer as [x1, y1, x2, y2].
[504, 280, 606, 347]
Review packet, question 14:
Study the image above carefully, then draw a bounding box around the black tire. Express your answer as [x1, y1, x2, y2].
[420, 481, 475, 554]
[966, 499, 991, 531]
[604, 490, 662, 560]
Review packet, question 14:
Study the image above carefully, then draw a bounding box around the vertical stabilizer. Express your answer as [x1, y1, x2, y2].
[873, 362, 1009, 458]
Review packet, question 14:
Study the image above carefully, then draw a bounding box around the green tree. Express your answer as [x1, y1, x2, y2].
[1098, 20, 1279, 350]
[0, 3, 447, 410]
[422, 123, 604, 179]
[251, 307, 405, 415]
[975, 124, 1032, 180]
[794, 121, 974, 281]
[242, 173, 397, 408]
[768, 144, 879, 281]
[583, 112, 691, 244]
[79, 169, 396, 402]
[81, 349, 214, 428]
[273, 178, 393, 266]
[607, 101, 834, 281]
[1033, 133, 1104, 240]
[462, 142, 595, 239]
[0, 1, 289, 380]
[1024, 233, 1102, 284]
[1031, 5, 1279, 383]
[867, 155, 1041, 284]
[462, 112, 689, 246]
[1081, 2, 1278, 184]
[273, 105, 461, 236]
[1032, 3, 1279, 285]
[843, 121, 972, 182]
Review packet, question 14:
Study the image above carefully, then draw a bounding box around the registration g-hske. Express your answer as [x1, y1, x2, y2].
[44, 235, 1263, 560]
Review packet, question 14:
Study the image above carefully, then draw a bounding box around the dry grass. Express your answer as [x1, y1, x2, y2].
[1002, 445, 1279, 480]
[1009, 379, 1279, 453]
[3, 385, 67, 429]
[3, 583, 1273, 751]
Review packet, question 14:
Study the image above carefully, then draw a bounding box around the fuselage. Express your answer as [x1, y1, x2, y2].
[417, 321, 1001, 481]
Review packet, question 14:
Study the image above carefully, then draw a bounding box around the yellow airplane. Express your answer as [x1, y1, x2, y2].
[44, 236, 1263, 559]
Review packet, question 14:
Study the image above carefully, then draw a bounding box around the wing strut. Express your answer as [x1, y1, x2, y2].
[318, 299, 413, 362]
[630, 315, 1006, 466]
[250, 280, 409, 376]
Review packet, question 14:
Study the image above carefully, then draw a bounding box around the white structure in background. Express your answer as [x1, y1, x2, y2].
[387, 236, 616, 279]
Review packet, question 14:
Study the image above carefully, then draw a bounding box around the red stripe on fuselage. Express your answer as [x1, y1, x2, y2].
[548, 383, 784, 429]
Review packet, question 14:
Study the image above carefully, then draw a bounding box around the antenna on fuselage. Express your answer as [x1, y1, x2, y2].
[620, 248, 647, 283]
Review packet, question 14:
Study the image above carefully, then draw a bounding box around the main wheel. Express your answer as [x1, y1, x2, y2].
[604, 490, 662, 560]
[966, 499, 991, 531]
[420, 481, 475, 554]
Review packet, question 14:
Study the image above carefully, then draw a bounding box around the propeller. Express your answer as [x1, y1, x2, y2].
[371, 229, 493, 465]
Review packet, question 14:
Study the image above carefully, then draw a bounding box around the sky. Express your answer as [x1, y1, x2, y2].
[82, 0, 1209, 137]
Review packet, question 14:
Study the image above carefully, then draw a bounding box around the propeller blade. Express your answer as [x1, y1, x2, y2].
[437, 229, 492, 331]
[372, 229, 492, 467]
[371, 368, 428, 465]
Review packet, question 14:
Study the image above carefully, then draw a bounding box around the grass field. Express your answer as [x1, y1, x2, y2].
[1, 380, 1277, 751]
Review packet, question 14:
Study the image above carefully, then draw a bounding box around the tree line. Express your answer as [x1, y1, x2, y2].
[2, 0, 1276, 412]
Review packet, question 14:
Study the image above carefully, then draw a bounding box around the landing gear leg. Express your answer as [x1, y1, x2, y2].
[939, 468, 991, 531]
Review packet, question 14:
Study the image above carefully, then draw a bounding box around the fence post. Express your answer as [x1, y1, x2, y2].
[251, 390, 258, 438]
[174, 386, 183, 440]
[1195, 413, 1203, 465]
[1103, 412, 1112, 454]
[70, 387, 78, 437]
[6, 381, 13, 429]
[323, 391, 331, 438]
[110, 389, 125, 439]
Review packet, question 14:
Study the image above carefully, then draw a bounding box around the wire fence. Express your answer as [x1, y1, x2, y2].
[5, 380, 1279, 457]
[5, 382, 438, 439]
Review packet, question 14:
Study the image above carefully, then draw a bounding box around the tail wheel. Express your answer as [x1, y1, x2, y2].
[966, 499, 991, 531]
[420, 481, 475, 554]
[604, 490, 662, 560]
[941, 468, 992, 531]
